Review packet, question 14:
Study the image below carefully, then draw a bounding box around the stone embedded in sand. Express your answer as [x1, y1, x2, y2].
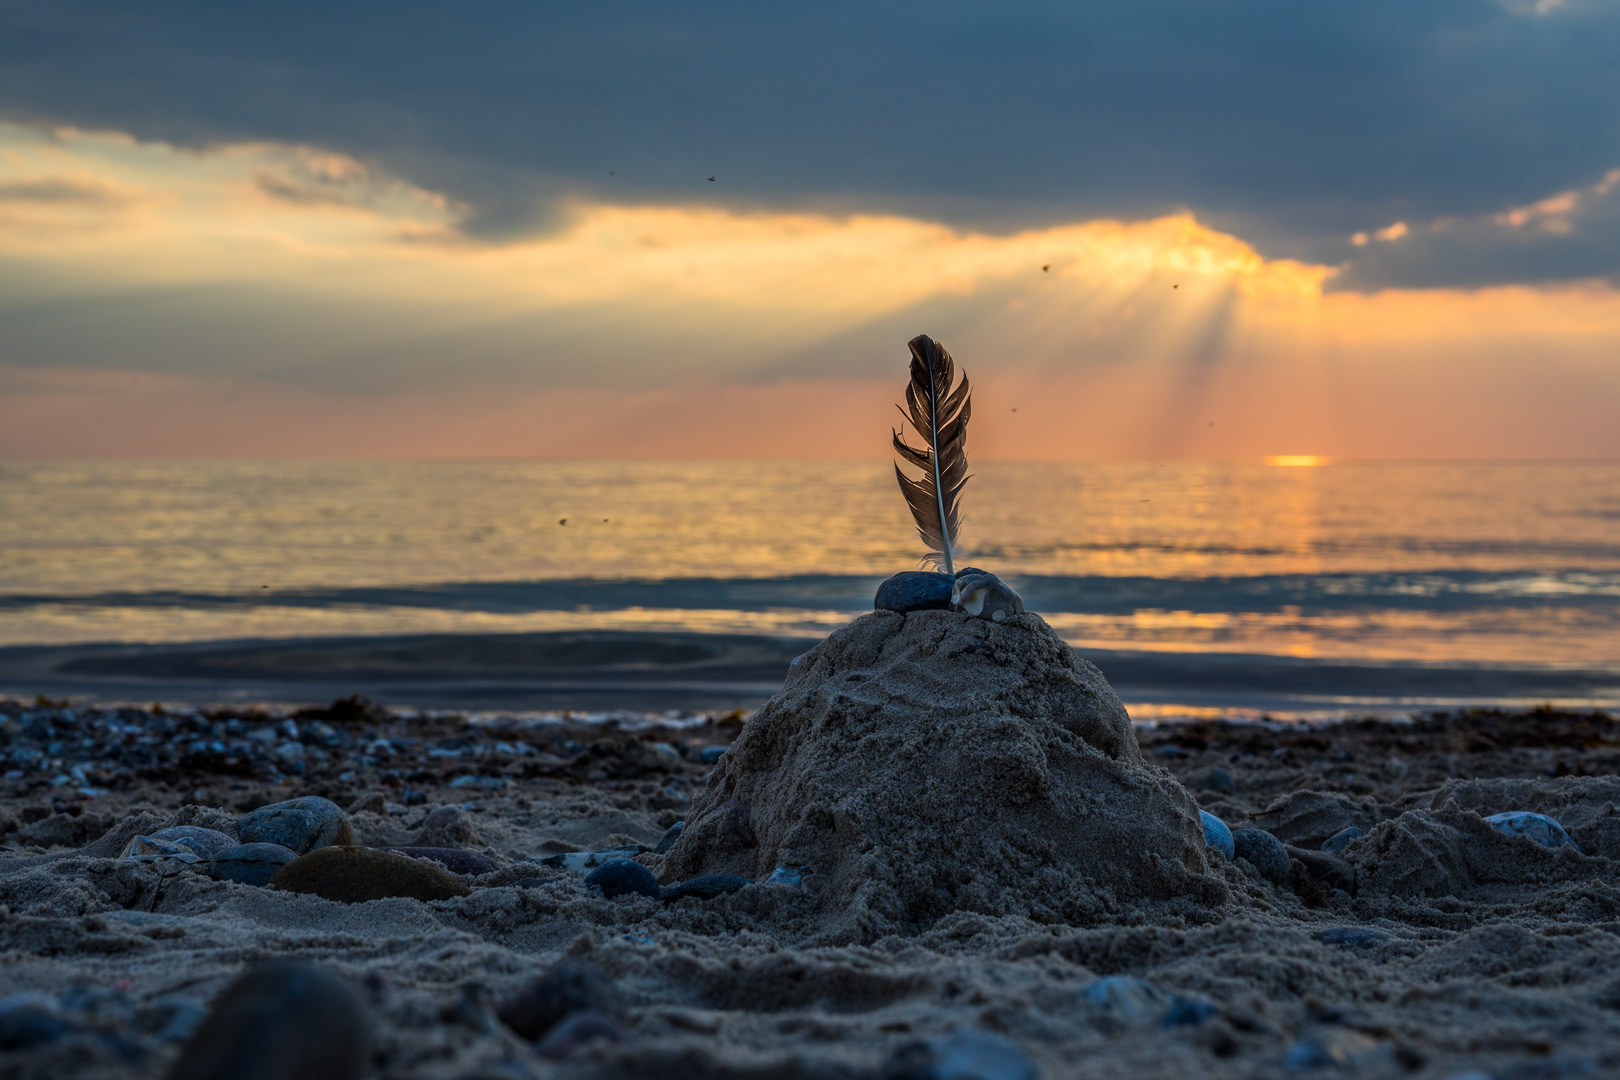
[653, 821, 684, 853]
[660, 608, 1224, 941]
[584, 860, 660, 899]
[1232, 829, 1291, 885]
[208, 843, 302, 887]
[167, 961, 370, 1080]
[661, 874, 750, 902]
[237, 796, 353, 855]
[496, 961, 621, 1042]
[1199, 811, 1234, 859]
[1286, 846, 1356, 895]
[269, 846, 471, 903]
[874, 571, 955, 613]
[414, 804, 481, 848]
[379, 847, 499, 875]
[1083, 976, 1175, 1025]
[149, 826, 236, 859]
[881, 1029, 1038, 1080]
[1484, 811, 1581, 853]
[535, 1010, 626, 1060]
[1322, 826, 1364, 856]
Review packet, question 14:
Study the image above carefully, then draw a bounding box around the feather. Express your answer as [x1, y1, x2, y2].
[892, 334, 972, 575]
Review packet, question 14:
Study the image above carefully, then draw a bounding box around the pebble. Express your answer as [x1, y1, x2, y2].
[583, 860, 660, 900]
[1484, 810, 1581, 853]
[1199, 767, 1237, 794]
[149, 826, 236, 858]
[167, 961, 370, 1080]
[699, 746, 728, 764]
[379, 847, 499, 876]
[661, 874, 750, 901]
[0, 1003, 75, 1052]
[1282, 1027, 1386, 1071]
[1233, 828, 1292, 885]
[1321, 826, 1364, 856]
[768, 865, 803, 886]
[537, 845, 650, 872]
[653, 821, 685, 854]
[535, 1009, 627, 1059]
[874, 571, 956, 614]
[269, 846, 472, 903]
[208, 842, 300, 887]
[1285, 846, 1357, 894]
[1312, 927, 1390, 951]
[1162, 998, 1218, 1027]
[237, 796, 353, 855]
[414, 804, 481, 848]
[950, 571, 1025, 623]
[1200, 811, 1235, 860]
[880, 1029, 1039, 1080]
[496, 961, 620, 1042]
[1081, 975, 1173, 1024]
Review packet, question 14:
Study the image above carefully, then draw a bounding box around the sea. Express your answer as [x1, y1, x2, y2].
[3, 459, 1619, 720]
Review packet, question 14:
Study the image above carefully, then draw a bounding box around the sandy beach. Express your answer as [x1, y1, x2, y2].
[3, 609, 1619, 1080]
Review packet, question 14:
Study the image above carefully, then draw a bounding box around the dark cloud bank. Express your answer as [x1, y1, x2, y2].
[1, 0, 1617, 289]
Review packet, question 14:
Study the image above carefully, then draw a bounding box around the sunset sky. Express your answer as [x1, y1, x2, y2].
[2, 2, 1618, 460]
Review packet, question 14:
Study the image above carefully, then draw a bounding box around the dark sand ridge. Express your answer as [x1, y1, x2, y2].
[2, 610, 1620, 1078]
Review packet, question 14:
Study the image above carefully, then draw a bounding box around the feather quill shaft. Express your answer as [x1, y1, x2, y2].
[892, 334, 972, 575]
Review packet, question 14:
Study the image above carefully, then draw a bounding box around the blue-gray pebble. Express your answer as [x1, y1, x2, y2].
[880, 1029, 1038, 1080]
[1200, 811, 1234, 860]
[1322, 826, 1364, 856]
[698, 746, 727, 765]
[661, 874, 750, 901]
[1162, 998, 1218, 1027]
[584, 860, 660, 900]
[208, 843, 300, 887]
[874, 571, 955, 614]
[653, 821, 684, 854]
[237, 796, 353, 855]
[1484, 811, 1581, 853]
[167, 961, 370, 1080]
[1233, 828, 1292, 885]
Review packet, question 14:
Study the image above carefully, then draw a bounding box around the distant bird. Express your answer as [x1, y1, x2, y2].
[707, 176, 716, 181]
[1041, 264, 1050, 272]
[1173, 284, 1179, 289]
[559, 519, 567, 525]
[1012, 407, 1018, 413]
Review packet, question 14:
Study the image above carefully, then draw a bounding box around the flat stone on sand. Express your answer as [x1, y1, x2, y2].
[167, 961, 370, 1080]
[237, 796, 353, 855]
[269, 846, 472, 903]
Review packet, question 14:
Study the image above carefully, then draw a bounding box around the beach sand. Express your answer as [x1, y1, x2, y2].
[3, 616, 1620, 1078]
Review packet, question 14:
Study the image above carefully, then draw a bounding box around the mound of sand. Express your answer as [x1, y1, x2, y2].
[660, 609, 1227, 941]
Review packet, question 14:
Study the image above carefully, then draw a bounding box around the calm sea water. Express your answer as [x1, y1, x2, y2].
[3, 460, 1620, 715]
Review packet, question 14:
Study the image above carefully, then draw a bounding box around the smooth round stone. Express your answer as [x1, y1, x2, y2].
[583, 860, 660, 900]
[1233, 828, 1292, 885]
[269, 846, 472, 903]
[1285, 845, 1357, 894]
[1200, 810, 1235, 860]
[653, 821, 684, 854]
[150, 826, 236, 859]
[660, 874, 750, 902]
[167, 961, 370, 1080]
[237, 797, 353, 855]
[535, 1009, 626, 1060]
[1322, 825, 1364, 856]
[1484, 811, 1581, 853]
[122, 836, 204, 863]
[880, 1029, 1038, 1080]
[874, 571, 955, 614]
[698, 746, 728, 765]
[1082, 975, 1173, 1023]
[1199, 768, 1237, 794]
[496, 961, 620, 1042]
[0, 1004, 75, 1052]
[209, 843, 300, 887]
[768, 866, 803, 886]
[378, 847, 499, 876]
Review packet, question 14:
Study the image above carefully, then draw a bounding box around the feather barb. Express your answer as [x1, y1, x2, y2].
[892, 334, 971, 575]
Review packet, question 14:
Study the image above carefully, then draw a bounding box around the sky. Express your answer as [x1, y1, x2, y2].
[1, 1, 1618, 460]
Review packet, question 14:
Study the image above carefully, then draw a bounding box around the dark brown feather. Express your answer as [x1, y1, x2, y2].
[892, 334, 972, 573]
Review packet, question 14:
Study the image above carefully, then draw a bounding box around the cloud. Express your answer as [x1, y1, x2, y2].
[1337, 167, 1620, 289]
[0, 1, 1616, 285]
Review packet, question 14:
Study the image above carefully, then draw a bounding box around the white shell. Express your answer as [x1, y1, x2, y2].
[950, 572, 1025, 622]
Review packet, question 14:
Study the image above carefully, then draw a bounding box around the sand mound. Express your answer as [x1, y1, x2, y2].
[660, 609, 1226, 941]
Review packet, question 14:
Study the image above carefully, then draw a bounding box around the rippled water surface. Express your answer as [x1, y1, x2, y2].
[3, 460, 1619, 697]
